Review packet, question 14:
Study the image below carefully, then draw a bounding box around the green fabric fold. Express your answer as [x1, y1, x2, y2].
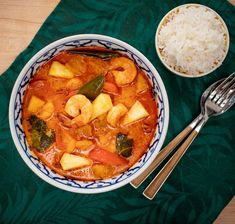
[0, 0, 234, 223]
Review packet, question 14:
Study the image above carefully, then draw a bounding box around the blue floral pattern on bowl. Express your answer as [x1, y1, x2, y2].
[9, 34, 169, 193]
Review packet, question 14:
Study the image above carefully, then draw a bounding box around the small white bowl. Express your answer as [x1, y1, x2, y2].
[9, 34, 169, 194]
[155, 4, 230, 78]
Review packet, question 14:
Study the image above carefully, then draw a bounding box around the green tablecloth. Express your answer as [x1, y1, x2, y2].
[1, 0, 235, 223]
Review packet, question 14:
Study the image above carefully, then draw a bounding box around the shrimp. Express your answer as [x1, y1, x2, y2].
[57, 112, 73, 128]
[65, 94, 92, 127]
[107, 103, 128, 127]
[109, 57, 137, 86]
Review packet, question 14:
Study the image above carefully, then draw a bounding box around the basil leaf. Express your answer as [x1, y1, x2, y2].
[116, 133, 133, 157]
[67, 49, 119, 60]
[29, 115, 55, 152]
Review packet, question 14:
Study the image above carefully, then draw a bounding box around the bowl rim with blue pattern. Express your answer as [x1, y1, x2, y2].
[9, 34, 169, 193]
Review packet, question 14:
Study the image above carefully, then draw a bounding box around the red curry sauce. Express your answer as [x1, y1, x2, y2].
[22, 47, 157, 180]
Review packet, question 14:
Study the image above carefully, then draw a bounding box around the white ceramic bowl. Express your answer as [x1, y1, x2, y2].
[9, 34, 169, 193]
[155, 4, 230, 78]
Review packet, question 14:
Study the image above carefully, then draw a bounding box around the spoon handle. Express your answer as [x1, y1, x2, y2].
[130, 114, 203, 188]
[143, 118, 207, 200]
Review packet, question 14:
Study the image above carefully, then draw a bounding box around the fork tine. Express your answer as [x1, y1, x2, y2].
[212, 78, 235, 103]
[225, 83, 235, 98]
[209, 72, 235, 100]
[210, 74, 235, 102]
[213, 79, 235, 104]
[219, 91, 235, 108]
[218, 84, 235, 107]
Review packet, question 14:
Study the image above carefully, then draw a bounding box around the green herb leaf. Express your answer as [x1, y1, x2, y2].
[67, 49, 119, 60]
[116, 133, 133, 157]
[78, 75, 104, 100]
[29, 115, 55, 152]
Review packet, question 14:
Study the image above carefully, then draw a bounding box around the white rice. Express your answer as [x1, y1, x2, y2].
[157, 5, 228, 76]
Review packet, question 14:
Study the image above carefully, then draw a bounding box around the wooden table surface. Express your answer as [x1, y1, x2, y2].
[0, 0, 234, 223]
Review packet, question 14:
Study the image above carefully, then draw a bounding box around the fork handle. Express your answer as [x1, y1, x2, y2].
[130, 114, 203, 188]
[143, 118, 207, 200]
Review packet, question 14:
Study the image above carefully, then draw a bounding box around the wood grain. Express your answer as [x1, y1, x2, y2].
[143, 130, 199, 200]
[0, 0, 234, 223]
[0, 0, 60, 74]
[131, 125, 193, 188]
[229, 0, 235, 5]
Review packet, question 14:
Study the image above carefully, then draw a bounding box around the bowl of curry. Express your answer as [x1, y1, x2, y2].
[9, 34, 169, 193]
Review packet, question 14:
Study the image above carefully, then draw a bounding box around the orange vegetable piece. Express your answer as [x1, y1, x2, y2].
[89, 148, 128, 166]
[103, 82, 119, 94]
[56, 127, 76, 153]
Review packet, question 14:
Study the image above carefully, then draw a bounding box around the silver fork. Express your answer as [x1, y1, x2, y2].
[131, 73, 235, 200]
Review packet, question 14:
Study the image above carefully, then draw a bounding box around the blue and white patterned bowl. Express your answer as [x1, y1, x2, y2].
[9, 34, 169, 193]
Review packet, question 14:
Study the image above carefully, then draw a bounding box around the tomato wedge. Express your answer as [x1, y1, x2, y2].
[89, 148, 128, 166]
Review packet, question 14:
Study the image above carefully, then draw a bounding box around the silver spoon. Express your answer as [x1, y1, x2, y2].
[130, 73, 235, 199]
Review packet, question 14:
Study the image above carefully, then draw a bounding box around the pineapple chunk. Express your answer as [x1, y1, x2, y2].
[91, 93, 113, 120]
[136, 74, 149, 93]
[28, 95, 45, 113]
[107, 103, 128, 127]
[37, 102, 54, 120]
[122, 101, 149, 126]
[92, 164, 115, 179]
[60, 153, 92, 171]
[76, 140, 93, 150]
[48, 61, 74, 79]
[76, 125, 93, 138]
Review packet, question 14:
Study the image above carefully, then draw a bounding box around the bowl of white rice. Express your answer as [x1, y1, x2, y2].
[155, 4, 230, 78]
